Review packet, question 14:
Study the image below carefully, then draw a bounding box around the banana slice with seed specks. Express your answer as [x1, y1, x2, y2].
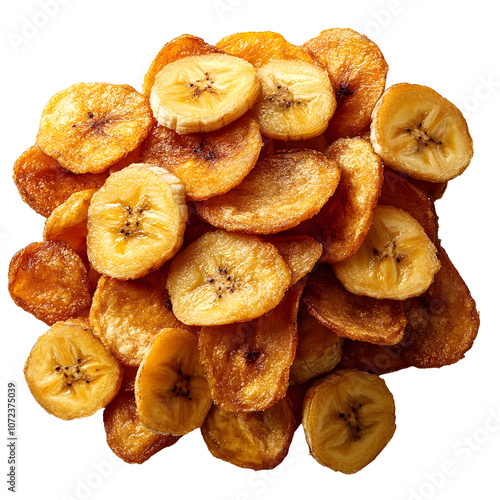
[333, 205, 440, 300]
[150, 53, 261, 134]
[253, 59, 335, 141]
[87, 163, 187, 280]
[167, 230, 291, 326]
[303, 369, 396, 474]
[371, 83, 473, 182]
[24, 320, 123, 420]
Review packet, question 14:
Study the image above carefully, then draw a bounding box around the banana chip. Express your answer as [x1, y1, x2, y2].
[201, 397, 294, 470]
[140, 115, 262, 201]
[9, 241, 92, 325]
[197, 149, 340, 234]
[198, 281, 303, 412]
[104, 391, 180, 464]
[303, 265, 406, 345]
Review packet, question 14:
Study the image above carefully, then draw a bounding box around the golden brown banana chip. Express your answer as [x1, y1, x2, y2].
[263, 235, 322, 286]
[143, 34, 224, 98]
[140, 115, 262, 201]
[303, 265, 406, 345]
[275, 134, 328, 153]
[201, 397, 294, 470]
[216, 31, 316, 67]
[43, 189, 96, 262]
[303, 28, 388, 140]
[402, 245, 479, 368]
[196, 149, 340, 234]
[37, 83, 153, 174]
[286, 382, 310, 430]
[120, 365, 139, 392]
[198, 281, 304, 412]
[104, 391, 180, 464]
[8, 241, 92, 325]
[13, 145, 108, 217]
[379, 168, 439, 243]
[318, 137, 383, 263]
[90, 267, 198, 366]
[289, 308, 343, 386]
[407, 177, 448, 201]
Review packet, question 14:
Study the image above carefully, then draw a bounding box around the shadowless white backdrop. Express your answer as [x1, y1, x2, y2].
[1, 1, 499, 499]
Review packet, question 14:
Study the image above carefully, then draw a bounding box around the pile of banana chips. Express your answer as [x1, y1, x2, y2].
[9, 29, 479, 474]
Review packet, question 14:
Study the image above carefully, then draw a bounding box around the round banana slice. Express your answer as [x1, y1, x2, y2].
[24, 320, 123, 420]
[303, 28, 388, 140]
[104, 391, 180, 464]
[333, 206, 440, 300]
[201, 397, 294, 470]
[150, 53, 261, 134]
[8, 241, 92, 325]
[166, 230, 291, 326]
[370, 83, 473, 182]
[36, 83, 153, 174]
[252, 59, 336, 141]
[140, 115, 262, 201]
[135, 328, 212, 436]
[143, 34, 223, 98]
[87, 164, 187, 280]
[303, 369, 396, 474]
[196, 150, 340, 235]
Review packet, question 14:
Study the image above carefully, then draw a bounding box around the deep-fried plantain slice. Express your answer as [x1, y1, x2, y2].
[196, 149, 340, 234]
[140, 115, 262, 201]
[201, 397, 294, 470]
[150, 53, 260, 134]
[24, 320, 122, 420]
[263, 235, 322, 286]
[216, 31, 316, 67]
[167, 230, 291, 326]
[37, 83, 153, 174]
[43, 189, 96, 262]
[87, 164, 187, 280]
[370, 83, 473, 182]
[252, 59, 336, 141]
[303, 265, 406, 345]
[303, 28, 388, 140]
[379, 168, 439, 243]
[289, 308, 343, 386]
[303, 369, 396, 474]
[333, 206, 440, 300]
[275, 133, 328, 153]
[143, 34, 224, 98]
[104, 391, 180, 464]
[8, 241, 91, 325]
[90, 267, 198, 366]
[401, 245, 479, 368]
[13, 145, 108, 217]
[198, 281, 303, 412]
[135, 328, 212, 435]
[318, 137, 383, 263]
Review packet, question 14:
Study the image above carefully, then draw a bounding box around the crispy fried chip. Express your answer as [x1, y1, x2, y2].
[401, 245, 479, 367]
[201, 397, 294, 470]
[37, 83, 152, 174]
[13, 146, 108, 217]
[140, 115, 262, 201]
[275, 134, 328, 153]
[198, 281, 304, 412]
[379, 168, 439, 242]
[104, 391, 180, 464]
[8, 241, 91, 325]
[143, 34, 224, 98]
[408, 177, 448, 201]
[196, 150, 340, 234]
[90, 266, 198, 366]
[216, 31, 316, 67]
[286, 382, 310, 430]
[120, 365, 139, 392]
[318, 137, 383, 263]
[304, 28, 388, 140]
[303, 265, 406, 345]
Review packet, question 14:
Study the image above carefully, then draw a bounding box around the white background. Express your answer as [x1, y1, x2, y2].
[1, 1, 499, 499]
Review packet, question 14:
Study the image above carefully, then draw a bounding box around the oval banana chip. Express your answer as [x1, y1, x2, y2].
[197, 149, 340, 234]
[201, 397, 294, 470]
